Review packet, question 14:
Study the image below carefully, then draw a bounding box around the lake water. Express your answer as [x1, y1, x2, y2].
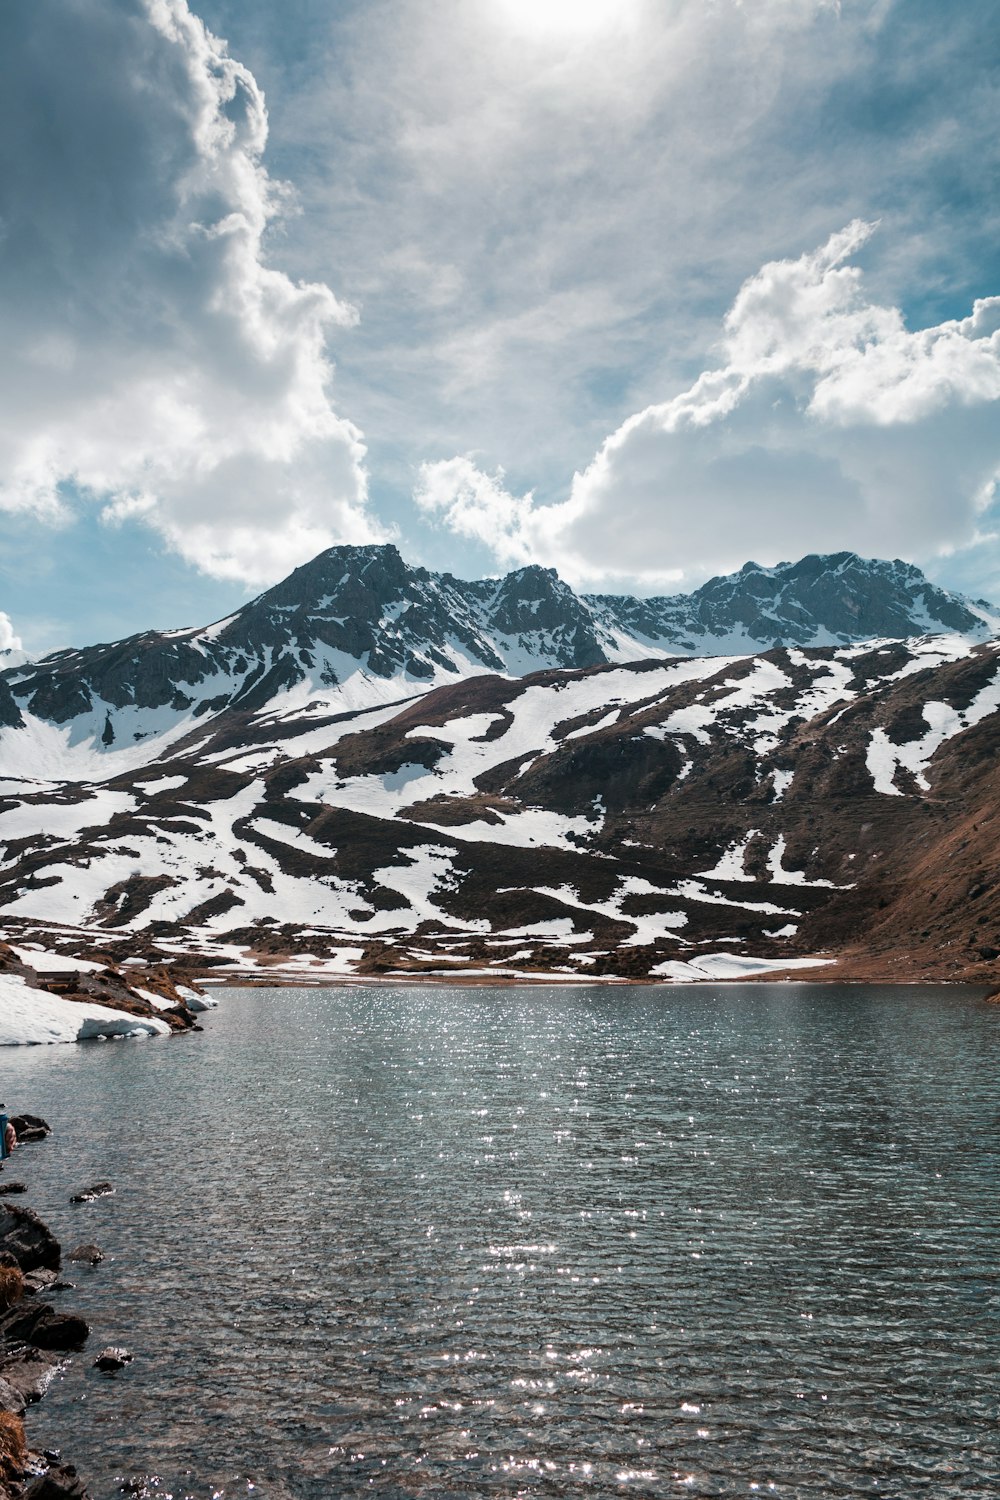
[3, 982, 999, 1499]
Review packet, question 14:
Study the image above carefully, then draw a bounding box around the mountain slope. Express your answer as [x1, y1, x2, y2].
[3, 625, 1000, 985]
[1, 546, 996, 782]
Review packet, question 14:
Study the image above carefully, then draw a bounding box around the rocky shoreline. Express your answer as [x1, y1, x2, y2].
[0, 1117, 115, 1499]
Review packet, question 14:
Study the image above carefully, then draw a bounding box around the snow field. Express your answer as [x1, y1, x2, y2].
[0, 972, 171, 1045]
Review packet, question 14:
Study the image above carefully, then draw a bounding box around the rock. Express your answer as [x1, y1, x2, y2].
[66, 1245, 102, 1266]
[0, 1348, 62, 1406]
[93, 1346, 132, 1372]
[69, 1183, 114, 1205]
[23, 1460, 90, 1499]
[0, 1183, 27, 1196]
[21, 1268, 58, 1296]
[0, 1206, 60, 1273]
[0, 1375, 27, 1416]
[9, 1115, 51, 1143]
[0, 1300, 89, 1352]
[0, 1262, 24, 1312]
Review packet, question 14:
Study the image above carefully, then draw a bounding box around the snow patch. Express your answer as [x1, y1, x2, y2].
[0, 972, 170, 1045]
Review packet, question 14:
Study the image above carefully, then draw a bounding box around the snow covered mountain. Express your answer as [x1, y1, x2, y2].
[1, 545, 996, 778]
[2, 541, 1000, 987]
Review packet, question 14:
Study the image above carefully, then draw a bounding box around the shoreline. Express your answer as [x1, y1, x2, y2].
[0, 1119, 97, 1498]
[195, 969, 996, 990]
[2, 922, 997, 1048]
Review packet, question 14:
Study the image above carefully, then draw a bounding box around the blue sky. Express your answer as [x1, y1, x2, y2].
[1, 0, 999, 654]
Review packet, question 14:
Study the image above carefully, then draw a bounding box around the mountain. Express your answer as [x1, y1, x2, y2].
[1, 544, 1000, 991]
[1, 546, 995, 774]
[589, 551, 998, 653]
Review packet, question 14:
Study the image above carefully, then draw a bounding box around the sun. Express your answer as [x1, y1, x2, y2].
[493, 0, 626, 39]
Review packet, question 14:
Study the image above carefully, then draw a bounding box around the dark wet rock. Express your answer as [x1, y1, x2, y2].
[0, 1373, 27, 1416]
[93, 1346, 132, 1372]
[23, 1460, 90, 1499]
[69, 1183, 114, 1205]
[0, 1183, 27, 1196]
[0, 1207, 60, 1273]
[9, 1116, 50, 1144]
[21, 1269, 59, 1296]
[66, 1246, 102, 1266]
[0, 1347, 62, 1406]
[0, 1300, 89, 1352]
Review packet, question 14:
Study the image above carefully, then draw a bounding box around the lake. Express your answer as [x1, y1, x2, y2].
[4, 982, 999, 1498]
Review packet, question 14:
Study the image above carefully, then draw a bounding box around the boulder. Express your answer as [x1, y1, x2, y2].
[69, 1184, 114, 1205]
[23, 1461, 90, 1499]
[93, 1347, 132, 1372]
[0, 1348, 62, 1406]
[0, 1300, 89, 1352]
[0, 1207, 60, 1273]
[21, 1269, 59, 1296]
[67, 1245, 102, 1266]
[0, 1184, 27, 1196]
[9, 1116, 50, 1144]
[0, 1375, 26, 1416]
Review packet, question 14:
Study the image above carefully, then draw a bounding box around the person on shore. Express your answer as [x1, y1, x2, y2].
[1, 1111, 15, 1158]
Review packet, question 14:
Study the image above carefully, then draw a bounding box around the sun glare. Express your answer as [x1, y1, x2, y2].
[494, 0, 626, 39]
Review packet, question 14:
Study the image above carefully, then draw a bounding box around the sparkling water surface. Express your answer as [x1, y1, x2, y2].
[3, 982, 999, 1499]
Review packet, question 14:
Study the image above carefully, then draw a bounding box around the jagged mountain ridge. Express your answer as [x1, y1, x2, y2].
[4, 542, 1000, 988]
[1, 545, 996, 765]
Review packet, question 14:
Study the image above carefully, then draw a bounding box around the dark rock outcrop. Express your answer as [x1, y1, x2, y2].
[0, 1210, 60, 1275]
[0, 1350, 61, 1411]
[23, 1463, 89, 1500]
[0, 1303, 88, 1353]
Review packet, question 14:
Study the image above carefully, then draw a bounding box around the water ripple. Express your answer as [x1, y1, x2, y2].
[6, 982, 999, 1498]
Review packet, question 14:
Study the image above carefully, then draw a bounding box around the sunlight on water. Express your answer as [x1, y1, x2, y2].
[5, 983, 999, 1498]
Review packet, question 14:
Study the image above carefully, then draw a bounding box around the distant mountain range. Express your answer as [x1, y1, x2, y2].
[2, 545, 996, 753]
[1, 545, 999, 995]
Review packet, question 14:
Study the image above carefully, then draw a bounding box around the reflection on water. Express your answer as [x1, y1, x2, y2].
[5, 983, 999, 1498]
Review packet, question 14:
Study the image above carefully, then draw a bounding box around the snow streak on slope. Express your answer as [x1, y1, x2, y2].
[5, 628, 1000, 984]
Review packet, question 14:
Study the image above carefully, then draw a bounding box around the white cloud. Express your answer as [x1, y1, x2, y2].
[0, 613, 22, 654]
[0, 0, 385, 583]
[414, 458, 536, 569]
[417, 224, 1000, 588]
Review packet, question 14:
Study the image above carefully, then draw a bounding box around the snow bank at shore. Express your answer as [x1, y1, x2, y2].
[0, 972, 171, 1045]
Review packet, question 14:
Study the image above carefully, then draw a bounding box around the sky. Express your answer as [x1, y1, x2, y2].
[1, 0, 999, 654]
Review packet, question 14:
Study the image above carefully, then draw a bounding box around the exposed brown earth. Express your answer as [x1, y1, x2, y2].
[3, 641, 1000, 989]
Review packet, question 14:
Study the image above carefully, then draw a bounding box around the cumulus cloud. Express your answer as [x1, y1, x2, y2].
[418, 224, 1000, 587]
[0, 0, 385, 583]
[414, 458, 537, 569]
[0, 613, 22, 654]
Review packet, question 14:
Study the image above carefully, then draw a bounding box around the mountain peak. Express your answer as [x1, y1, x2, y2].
[3, 546, 996, 753]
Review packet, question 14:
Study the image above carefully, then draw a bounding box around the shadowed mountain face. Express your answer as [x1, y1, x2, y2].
[1, 546, 999, 986]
